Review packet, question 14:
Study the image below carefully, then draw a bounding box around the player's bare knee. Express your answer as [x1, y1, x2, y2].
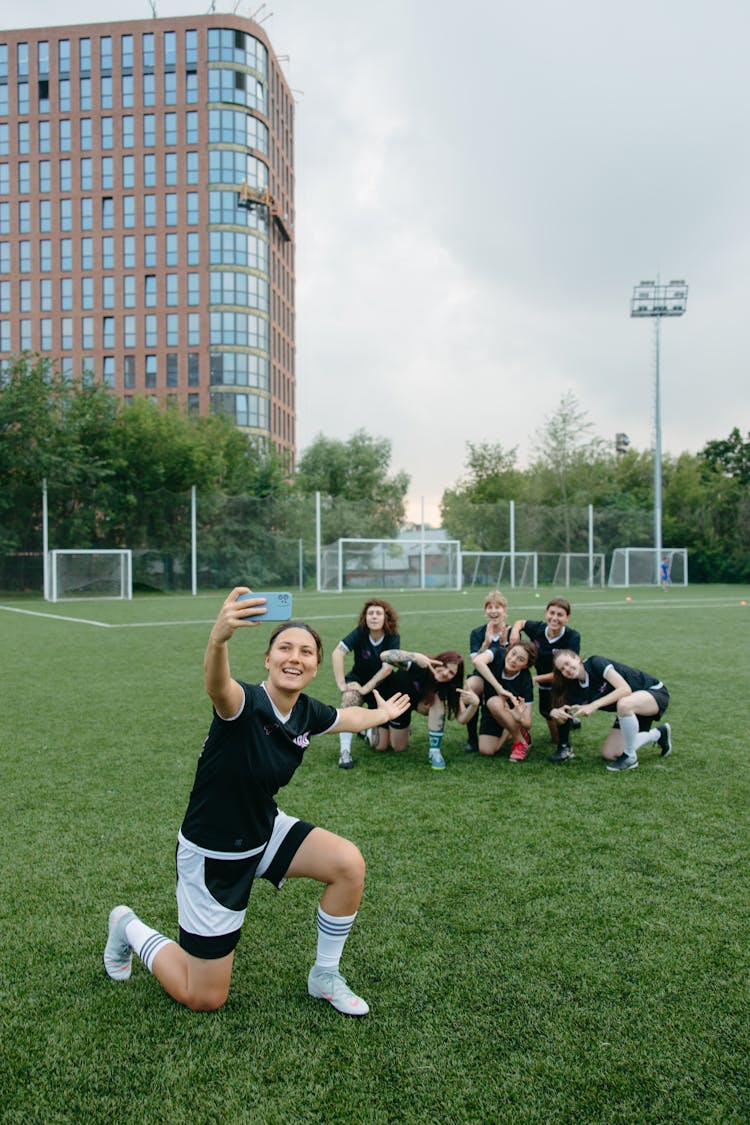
[186, 986, 229, 1013]
[333, 840, 365, 889]
[342, 689, 361, 708]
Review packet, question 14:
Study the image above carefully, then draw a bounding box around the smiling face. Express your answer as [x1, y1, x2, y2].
[264, 627, 320, 694]
[504, 645, 530, 675]
[484, 599, 507, 625]
[553, 651, 584, 680]
[545, 601, 570, 636]
[433, 660, 459, 683]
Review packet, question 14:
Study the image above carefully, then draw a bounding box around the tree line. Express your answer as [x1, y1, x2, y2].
[1, 358, 747, 583]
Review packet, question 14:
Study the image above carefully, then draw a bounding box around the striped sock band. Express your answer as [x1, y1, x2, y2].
[315, 906, 357, 970]
[125, 917, 173, 974]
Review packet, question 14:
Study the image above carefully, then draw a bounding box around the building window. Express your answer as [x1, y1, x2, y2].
[122, 116, 134, 148]
[186, 151, 199, 185]
[102, 197, 114, 230]
[20, 279, 32, 310]
[143, 72, 155, 107]
[20, 320, 32, 350]
[38, 160, 50, 192]
[19, 241, 31, 273]
[80, 157, 93, 190]
[164, 151, 177, 186]
[59, 159, 71, 191]
[80, 198, 93, 231]
[123, 354, 135, 388]
[58, 39, 70, 75]
[39, 279, 52, 310]
[101, 118, 113, 150]
[40, 318, 53, 350]
[166, 353, 178, 386]
[143, 115, 155, 148]
[103, 356, 115, 388]
[144, 235, 157, 267]
[100, 75, 112, 110]
[81, 316, 94, 348]
[79, 37, 91, 75]
[187, 313, 200, 345]
[186, 72, 198, 104]
[17, 122, 30, 155]
[185, 30, 198, 66]
[60, 238, 72, 270]
[39, 199, 51, 232]
[188, 393, 200, 414]
[186, 112, 198, 144]
[39, 240, 52, 271]
[142, 33, 155, 70]
[102, 316, 115, 346]
[186, 192, 199, 225]
[165, 233, 178, 266]
[145, 315, 157, 346]
[187, 273, 200, 307]
[164, 113, 177, 145]
[38, 121, 50, 154]
[18, 200, 31, 233]
[164, 72, 176, 105]
[166, 314, 179, 346]
[188, 353, 200, 386]
[143, 153, 156, 187]
[60, 277, 73, 310]
[121, 74, 133, 108]
[81, 276, 94, 308]
[165, 193, 178, 226]
[122, 235, 135, 268]
[144, 274, 157, 307]
[59, 119, 71, 152]
[61, 317, 73, 349]
[122, 154, 135, 188]
[79, 76, 91, 111]
[144, 195, 156, 227]
[123, 196, 135, 229]
[121, 35, 133, 71]
[123, 315, 136, 347]
[80, 118, 92, 151]
[81, 237, 93, 270]
[187, 232, 200, 266]
[145, 354, 157, 388]
[58, 78, 70, 112]
[102, 237, 115, 269]
[166, 273, 178, 306]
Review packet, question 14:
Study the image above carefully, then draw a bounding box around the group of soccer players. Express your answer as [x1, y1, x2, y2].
[103, 585, 671, 1022]
[334, 590, 672, 774]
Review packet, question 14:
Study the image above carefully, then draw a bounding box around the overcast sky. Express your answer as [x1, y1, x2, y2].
[6, 0, 749, 522]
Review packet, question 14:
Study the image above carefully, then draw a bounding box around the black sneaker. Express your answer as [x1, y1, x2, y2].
[338, 750, 355, 769]
[656, 722, 672, 757]
[549, 744, 574, 762]
[464, 741, 479, 753]
[606, 753, 638, 772]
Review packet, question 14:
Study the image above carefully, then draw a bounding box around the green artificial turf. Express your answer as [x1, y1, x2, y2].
[1, 586, 748, 1123]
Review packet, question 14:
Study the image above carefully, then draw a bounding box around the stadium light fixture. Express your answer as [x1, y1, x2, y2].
[630, 279, 689, 583]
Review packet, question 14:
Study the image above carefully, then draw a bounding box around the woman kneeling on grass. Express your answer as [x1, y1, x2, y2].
[470, 641, 537, 761]
[549, 650, 671, 772]
[103, 588, 410, 1016]
[363, 649, 476, 770]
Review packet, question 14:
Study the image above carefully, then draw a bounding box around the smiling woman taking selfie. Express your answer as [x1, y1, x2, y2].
[103, 587, 409, 1017]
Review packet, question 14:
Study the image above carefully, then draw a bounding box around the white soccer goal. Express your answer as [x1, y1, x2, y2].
[320, 538, 461, 591]
[608, 547, 688, 587]
[461, 551, 538, 588]
[47, 549, 133, 602]
[551, 552, 606, 588]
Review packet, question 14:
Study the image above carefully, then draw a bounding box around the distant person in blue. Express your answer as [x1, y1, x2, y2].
[661, 557, 671, 590]
[332, 598, 400, 769]
[550, 650, 671, 772]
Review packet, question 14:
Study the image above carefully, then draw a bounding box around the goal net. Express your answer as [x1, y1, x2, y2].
[608, 547, 688, 587]
[550, 552, 605, 587]
[461, 552, 538, 588]
[48, 549, 133, 602]
[320, 538, 461, 591]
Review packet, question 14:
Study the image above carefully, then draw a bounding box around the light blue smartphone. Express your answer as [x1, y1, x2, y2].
[236, 591, 293, 621]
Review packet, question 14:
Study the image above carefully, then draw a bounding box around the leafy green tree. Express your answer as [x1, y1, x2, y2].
[295, 430, 409, 540]
[700, 427, 750, 485]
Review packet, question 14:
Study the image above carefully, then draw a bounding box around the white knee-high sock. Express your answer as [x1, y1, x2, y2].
[125, 916, 173, 973]
[619, 715, 660, 756]
[339, 731, 353, 753]
[315, 906, 357, 970]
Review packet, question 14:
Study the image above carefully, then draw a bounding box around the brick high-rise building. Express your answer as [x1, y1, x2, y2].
[0, 14, 296, 463]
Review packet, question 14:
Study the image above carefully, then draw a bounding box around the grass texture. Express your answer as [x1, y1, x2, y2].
[1, 585, 748, 1124]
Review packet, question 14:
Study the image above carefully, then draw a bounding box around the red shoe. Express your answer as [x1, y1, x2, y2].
[509, 740, 529, 762]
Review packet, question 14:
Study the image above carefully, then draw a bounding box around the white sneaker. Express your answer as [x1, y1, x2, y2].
[103, 905, 135, 980]
[307, 965, 369, 1016]
[338, 747, 355, 769]
[428, 749, 446, 770]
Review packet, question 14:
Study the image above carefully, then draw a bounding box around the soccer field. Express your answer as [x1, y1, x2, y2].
[2, 585, 749, 1123]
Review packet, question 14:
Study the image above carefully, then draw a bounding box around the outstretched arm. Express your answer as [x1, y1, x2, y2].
[382, 649, 440, 673]
[471, 650, 515, 701]
[333, 690, 411, 733]
[204, 587, 267, 719]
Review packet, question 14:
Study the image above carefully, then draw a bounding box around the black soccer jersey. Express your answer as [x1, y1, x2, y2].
[520, 620, 581, 678]
[566, 655, 663, 711]
[469, 622, 506, 656]
[181, 682, 338, 854]
[339, 627, 401, 686]
[483, 645, 534, 703]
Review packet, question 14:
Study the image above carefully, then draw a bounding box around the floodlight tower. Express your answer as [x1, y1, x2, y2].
[630, 278, 688, 583]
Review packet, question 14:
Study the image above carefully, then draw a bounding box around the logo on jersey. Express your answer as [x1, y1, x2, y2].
[292, 731, 311, 748]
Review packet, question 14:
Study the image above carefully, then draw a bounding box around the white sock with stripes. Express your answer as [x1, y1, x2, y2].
[315, 906, 357, 970]
[124, 917, 173, 973]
